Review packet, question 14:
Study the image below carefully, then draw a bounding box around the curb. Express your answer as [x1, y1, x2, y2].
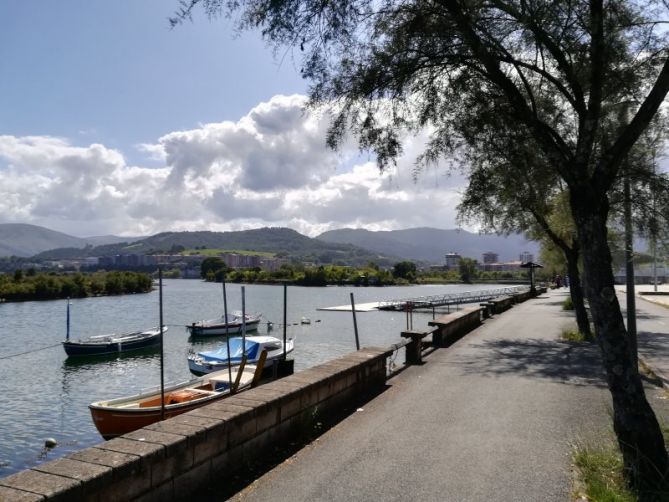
[639, 356, 669, 390]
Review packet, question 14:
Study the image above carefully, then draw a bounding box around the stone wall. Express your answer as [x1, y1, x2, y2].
[0, 348, 390, 501]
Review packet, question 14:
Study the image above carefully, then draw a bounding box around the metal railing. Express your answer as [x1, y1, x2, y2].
[377, 286, 530, 311]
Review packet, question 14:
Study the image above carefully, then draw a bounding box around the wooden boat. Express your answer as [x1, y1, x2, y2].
[187, 335, 294, 376]
[89, 356, 264, 440]
[187, 311, 262, 336]
[63, 326, 166, 357]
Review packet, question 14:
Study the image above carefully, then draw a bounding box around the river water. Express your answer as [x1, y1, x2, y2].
[0, 279, 505, 478]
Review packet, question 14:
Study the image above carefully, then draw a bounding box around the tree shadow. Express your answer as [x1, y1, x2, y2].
[452, 337, 607, 387]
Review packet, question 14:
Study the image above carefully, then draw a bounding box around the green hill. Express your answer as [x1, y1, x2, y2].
[0, 223, 88, 257]
[33, 227, 401, 267]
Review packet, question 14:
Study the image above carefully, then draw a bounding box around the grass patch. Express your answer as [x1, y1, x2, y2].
[572, 424, 669, 501]
[572, 439, 636, 502]
[561, 325, 588, 342]
[563, 296, 575, 310]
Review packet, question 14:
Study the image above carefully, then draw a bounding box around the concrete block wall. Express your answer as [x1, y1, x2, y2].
[428, 306, 483, 346]
[0, 348, 391, 502]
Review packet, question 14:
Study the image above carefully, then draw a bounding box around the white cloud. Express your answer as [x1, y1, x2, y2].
[0, 95, 466, 238]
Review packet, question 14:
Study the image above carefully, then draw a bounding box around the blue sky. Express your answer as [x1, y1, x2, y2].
[1, 1, 306, 163]
[0, 1, 465, 238]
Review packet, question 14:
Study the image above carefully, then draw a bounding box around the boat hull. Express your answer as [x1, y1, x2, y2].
[89, 367, 255, 439]
[90, 393, 221, 439]
[63, 328, 165, 357]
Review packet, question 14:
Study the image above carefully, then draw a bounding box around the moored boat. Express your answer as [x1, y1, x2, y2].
[89, 358, 264, 439]
[63, 326, 167, 357]
[187, 311, 262, 336]
[187, 335, 294, 376]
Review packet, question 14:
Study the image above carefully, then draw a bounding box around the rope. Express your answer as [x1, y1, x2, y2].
[0, 343, 62, 360]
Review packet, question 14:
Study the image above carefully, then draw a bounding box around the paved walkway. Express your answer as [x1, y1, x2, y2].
[192, 288, 669, 502]
[223, 289, 641, 502]
[616, 284, 669, 387]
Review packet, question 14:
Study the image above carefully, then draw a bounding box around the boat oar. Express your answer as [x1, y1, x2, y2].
[251, 350, 267, 388]
[231, 354, 247, 394]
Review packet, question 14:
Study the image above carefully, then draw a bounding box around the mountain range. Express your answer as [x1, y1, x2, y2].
[0, 223, 539, 265]
[318, 228, 539, 263]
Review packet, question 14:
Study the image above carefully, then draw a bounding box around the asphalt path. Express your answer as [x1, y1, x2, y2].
[225, 290, 617, 502]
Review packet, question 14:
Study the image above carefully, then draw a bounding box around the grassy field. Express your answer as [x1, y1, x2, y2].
[182, 249, 276, 258]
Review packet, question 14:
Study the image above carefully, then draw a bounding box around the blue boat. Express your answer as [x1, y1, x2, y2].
[187, 335, 294, 376]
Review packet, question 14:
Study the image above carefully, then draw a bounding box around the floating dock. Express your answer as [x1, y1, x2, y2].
[319, 286, 529, 312]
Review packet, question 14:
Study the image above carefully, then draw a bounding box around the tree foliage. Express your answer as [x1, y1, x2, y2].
[175, 0, 669, 492]
[0, 271, 153, 302]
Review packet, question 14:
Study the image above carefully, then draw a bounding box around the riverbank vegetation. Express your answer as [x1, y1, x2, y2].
[0, 270, 153, 302]
[199, 257, 530, 286]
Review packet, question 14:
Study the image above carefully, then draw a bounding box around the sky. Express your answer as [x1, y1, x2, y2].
[0, 1, 465, 239]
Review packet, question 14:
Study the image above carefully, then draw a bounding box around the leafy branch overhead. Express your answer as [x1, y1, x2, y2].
[173, 0, 669, 494]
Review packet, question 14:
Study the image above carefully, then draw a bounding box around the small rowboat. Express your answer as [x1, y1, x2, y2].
[89, 353, 265, 439]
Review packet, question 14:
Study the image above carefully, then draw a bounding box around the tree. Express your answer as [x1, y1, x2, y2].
[392, 261, 417, 281]
[456, 122, 592, 338]
[458, 257, 479, 284]
[174, 0, 669, 491]
[200, 257, 229, 280]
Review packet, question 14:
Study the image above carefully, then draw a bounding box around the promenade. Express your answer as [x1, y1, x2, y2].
[207, 288, 669, 502]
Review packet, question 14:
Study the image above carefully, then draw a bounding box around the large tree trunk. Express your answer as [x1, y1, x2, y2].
[564, 247, 592, 339]
[571, 191, 668, 495]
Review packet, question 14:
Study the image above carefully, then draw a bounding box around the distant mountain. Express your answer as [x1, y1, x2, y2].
[316, 227, 540, 264]
[3, 223, 541, 267]
[0, 224, 144, 258]
[0, 224, 89, 257]
[32, 227, 403, 267]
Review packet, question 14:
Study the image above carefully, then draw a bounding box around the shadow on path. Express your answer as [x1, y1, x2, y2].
[453, 338, 607, 387]
[639, 331, 669, 360]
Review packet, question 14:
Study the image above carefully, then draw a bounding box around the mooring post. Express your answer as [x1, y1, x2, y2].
[350, 292, 360, 350]
[401, 330, 423, 365]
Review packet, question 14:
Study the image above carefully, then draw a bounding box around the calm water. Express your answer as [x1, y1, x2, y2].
[0, 279, 502, 477]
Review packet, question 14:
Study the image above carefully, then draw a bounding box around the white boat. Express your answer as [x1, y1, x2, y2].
[187, 335, 294, 376]
[300, 317, 311, 325]
[187, 311, 262, 336]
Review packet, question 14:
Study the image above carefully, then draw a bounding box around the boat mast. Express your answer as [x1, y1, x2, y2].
[66, 297, 71, 342]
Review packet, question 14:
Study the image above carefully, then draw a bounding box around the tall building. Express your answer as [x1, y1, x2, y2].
[445, 252, 461, 270]
[519, 251, 534, 263]
[482, 252, 499, 264]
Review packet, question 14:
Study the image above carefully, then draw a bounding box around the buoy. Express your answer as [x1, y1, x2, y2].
[44, 438, 57, 448]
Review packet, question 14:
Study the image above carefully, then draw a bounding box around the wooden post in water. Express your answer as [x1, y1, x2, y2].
[222, 278, 232, 388]
[283, 282, 287, 359]
[159, 268, 165, 421]
[350, 292, 360, 350]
